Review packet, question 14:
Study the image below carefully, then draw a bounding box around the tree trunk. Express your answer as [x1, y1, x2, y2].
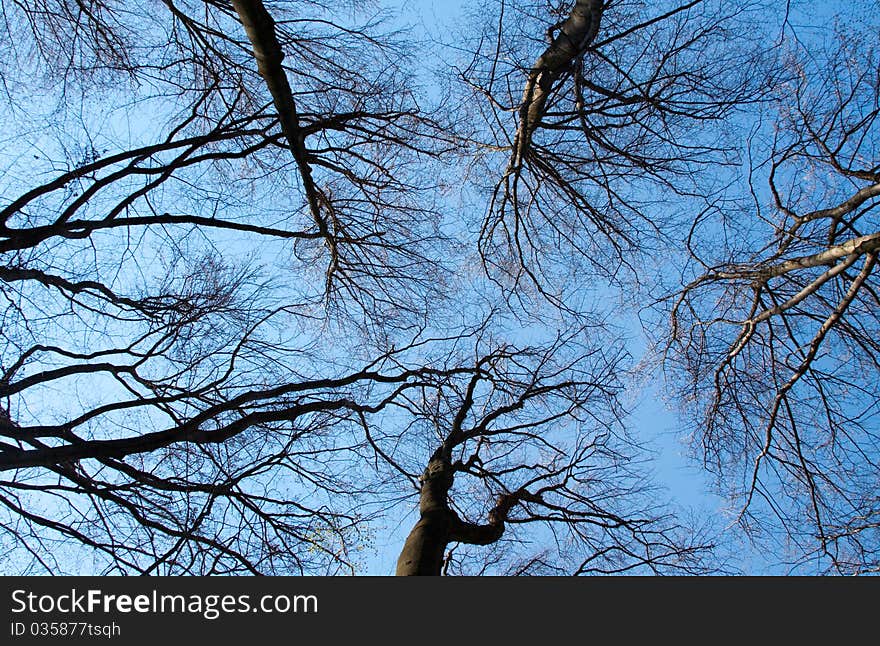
[396, 453, 454, 575]
[395, 450, 510, 575]
[514, 0, 604, 163]
[395, 511, 453, 576]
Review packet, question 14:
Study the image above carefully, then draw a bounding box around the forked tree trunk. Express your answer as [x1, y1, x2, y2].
[514, 0, 604, 164]
[396, 451, 511, 575]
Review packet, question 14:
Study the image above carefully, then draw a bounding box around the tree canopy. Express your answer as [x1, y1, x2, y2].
[0, 0, 877, 575]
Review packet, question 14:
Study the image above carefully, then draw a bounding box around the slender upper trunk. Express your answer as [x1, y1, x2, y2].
[395, 453, 455, 575]
[230, 0, 338, 279]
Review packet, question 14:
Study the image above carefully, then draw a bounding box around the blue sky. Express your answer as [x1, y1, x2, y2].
[366, 0, 866, 574]
[3, 0, 867, 575]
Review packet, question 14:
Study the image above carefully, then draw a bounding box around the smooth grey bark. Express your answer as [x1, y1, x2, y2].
[514, 0, 604, 164]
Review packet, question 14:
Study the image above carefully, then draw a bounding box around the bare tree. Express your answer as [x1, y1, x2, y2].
[453, 0, 773, 304]
[666, 12, 880, 573]
[0, 0, 453, 573]
[392, 328, 714, 575]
